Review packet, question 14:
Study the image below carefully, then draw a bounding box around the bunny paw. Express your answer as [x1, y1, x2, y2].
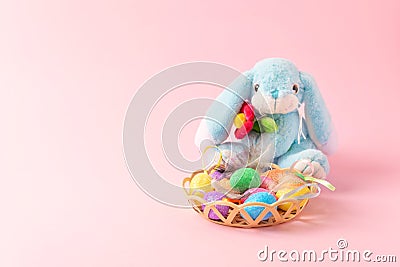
[292, 160, 327, 179]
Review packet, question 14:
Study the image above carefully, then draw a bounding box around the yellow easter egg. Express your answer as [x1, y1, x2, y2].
[190, 172, 212, 195]
[233, 113, 246, 128]
[276, 186, 310, 211]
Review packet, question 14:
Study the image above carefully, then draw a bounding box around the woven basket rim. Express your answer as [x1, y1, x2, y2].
[183, 164, 312, 228]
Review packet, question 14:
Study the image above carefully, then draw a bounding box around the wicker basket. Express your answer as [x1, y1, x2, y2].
[183, 165, 315, 228]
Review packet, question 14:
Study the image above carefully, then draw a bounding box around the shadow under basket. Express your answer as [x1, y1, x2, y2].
[182, 167, 311, 228]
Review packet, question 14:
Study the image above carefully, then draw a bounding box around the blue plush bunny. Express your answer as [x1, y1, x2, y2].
[195, 58, 336, 178]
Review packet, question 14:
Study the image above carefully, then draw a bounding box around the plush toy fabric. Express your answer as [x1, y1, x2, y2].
[195, 58, 336, 178]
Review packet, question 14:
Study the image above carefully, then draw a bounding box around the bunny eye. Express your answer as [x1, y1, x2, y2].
[254, 84, 259, 92]
[292, 84, 299, 94]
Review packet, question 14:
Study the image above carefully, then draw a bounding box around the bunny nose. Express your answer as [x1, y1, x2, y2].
[271, 89, 279, 99]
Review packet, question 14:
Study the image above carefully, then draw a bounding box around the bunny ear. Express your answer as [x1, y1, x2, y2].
[300, 71, 337, 155]
[195, 71, 253, 147]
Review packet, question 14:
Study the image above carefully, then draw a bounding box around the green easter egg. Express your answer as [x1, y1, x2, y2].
[229, 168, 261, 193]
[259, 117, 278, 133]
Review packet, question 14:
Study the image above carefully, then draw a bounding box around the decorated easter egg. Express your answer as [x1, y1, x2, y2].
[276, 186, 310, 211]
[243, 192, 277, 220]
[233, 113, 246, 128]
[230, 168, 261, 193]
[190, 172, 212, 195]
[241, 187, 269, 202]
[201, 191, 229, 220]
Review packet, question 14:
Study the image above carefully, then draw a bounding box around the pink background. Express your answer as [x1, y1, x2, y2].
[1, 0, 400, 266]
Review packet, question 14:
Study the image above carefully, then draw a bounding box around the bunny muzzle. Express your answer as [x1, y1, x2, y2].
[251, 92, 299, 115]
